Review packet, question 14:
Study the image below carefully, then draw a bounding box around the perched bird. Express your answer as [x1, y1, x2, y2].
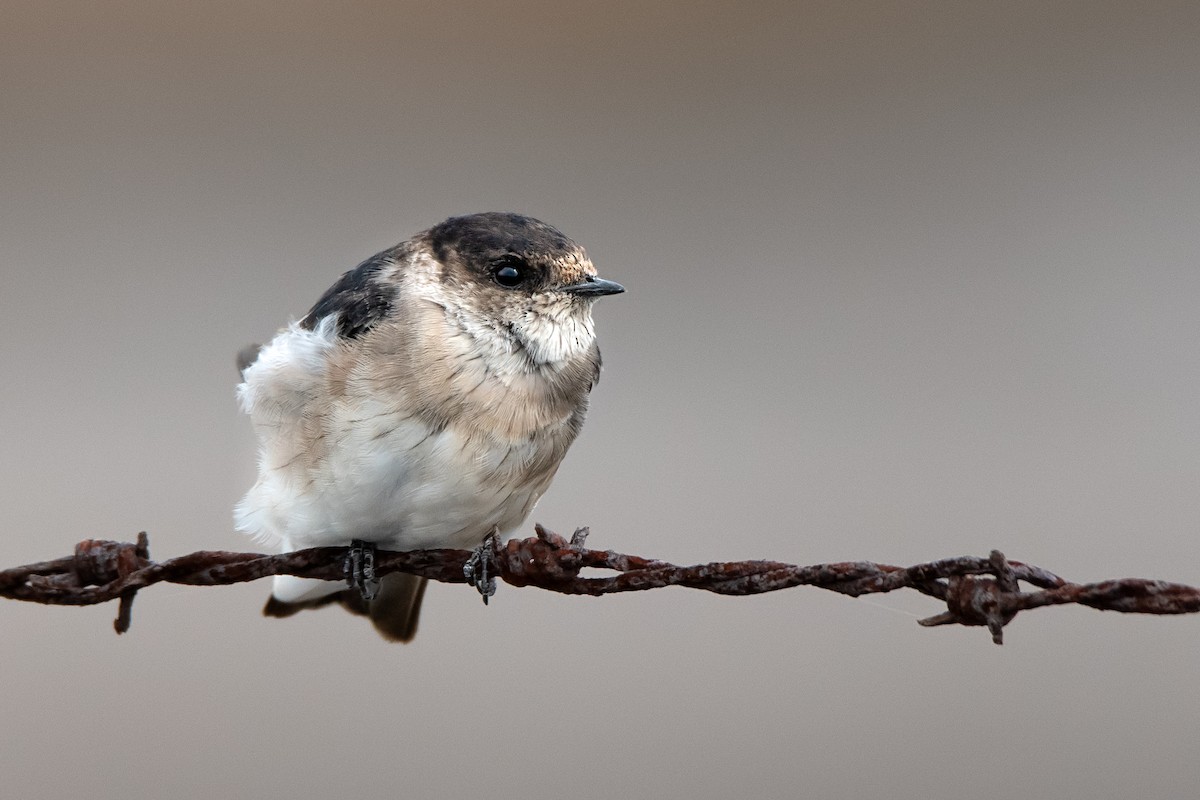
[235, 212, 623, 641]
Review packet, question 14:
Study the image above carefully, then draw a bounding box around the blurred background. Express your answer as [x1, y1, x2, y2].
[3, 1, 1199, 797]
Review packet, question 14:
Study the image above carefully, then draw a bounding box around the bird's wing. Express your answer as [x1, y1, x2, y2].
[237, 249, 404, 422]
[299, 250, 401, 340]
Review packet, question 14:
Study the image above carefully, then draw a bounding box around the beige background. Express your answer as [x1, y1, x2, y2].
[3, 2, 1199, 798]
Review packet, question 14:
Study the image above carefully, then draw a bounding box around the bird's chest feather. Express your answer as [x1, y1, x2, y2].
[279, 379, 578, 549]
[237, 305, 592, 550]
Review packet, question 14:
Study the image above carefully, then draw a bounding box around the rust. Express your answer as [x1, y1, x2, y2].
[0, 533, 1197, 645]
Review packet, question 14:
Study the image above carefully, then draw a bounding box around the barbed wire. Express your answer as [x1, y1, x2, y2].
[2, 525, 1197, 644]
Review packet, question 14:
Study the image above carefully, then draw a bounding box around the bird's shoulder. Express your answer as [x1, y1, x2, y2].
[238, 244, 414, 416]
[300, 243, 411, 340]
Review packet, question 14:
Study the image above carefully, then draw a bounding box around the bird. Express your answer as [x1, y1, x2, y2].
[235, 212, 623, 642]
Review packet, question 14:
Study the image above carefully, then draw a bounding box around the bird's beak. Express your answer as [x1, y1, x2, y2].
[559, 277, 625, 297]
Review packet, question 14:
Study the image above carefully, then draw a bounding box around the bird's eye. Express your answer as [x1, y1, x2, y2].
[492, 259, 528, 288]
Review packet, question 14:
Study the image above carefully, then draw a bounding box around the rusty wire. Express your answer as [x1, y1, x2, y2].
[2, 525, 1197, 644]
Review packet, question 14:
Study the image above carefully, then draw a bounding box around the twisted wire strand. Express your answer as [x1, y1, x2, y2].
[2, 526, 1196, 644]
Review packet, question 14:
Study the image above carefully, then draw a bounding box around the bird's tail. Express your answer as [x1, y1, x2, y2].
[263, 573, 428, 643]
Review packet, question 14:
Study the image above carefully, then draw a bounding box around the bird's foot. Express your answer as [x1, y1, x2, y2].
[344, 539, 381, 601]
[463, 528, 500, 605]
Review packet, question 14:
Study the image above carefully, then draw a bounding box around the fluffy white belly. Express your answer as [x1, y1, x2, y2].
[236, 406, 548, 552]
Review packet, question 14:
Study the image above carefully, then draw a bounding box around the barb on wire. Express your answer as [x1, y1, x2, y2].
[1, 526, 1197, 644]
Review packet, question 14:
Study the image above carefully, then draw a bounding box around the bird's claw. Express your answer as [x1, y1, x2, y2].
[344, 539, 381, 601]
[464, 530, 499, 605]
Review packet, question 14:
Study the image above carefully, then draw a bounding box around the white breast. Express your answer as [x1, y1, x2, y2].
[234, 319, 558, 553]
